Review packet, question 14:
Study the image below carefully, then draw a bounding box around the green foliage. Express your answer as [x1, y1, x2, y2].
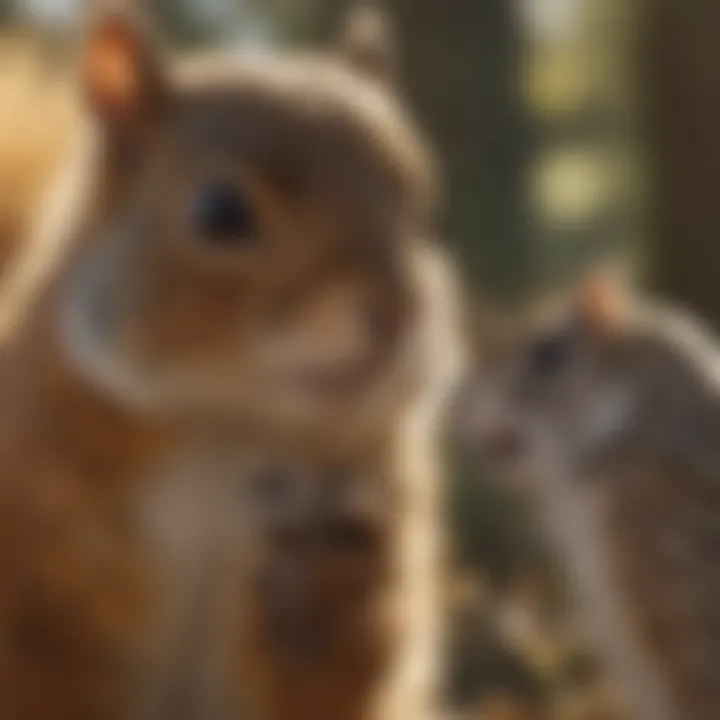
[445, 603, 547, 710]
[147, 0, 229, 47]
[447, 446, 550, 588]
[0, 0, 16, 23]
[244, 0, 314, 42]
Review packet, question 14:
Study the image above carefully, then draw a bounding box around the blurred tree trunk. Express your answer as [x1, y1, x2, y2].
[310, 0, 533, 303]
[640, 0, 720, 327]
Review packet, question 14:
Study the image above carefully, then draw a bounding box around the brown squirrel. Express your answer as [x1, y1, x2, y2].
[0, 2, 464, 719]
[464, 270, 720, 720]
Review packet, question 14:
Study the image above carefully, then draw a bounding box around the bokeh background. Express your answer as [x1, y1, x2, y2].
[1, 0, 716, 717]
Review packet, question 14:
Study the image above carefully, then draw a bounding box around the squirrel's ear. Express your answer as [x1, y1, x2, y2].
[81, 1, 167, 132]
[574, 265, 629, 335]
[336, 2, 398, 85]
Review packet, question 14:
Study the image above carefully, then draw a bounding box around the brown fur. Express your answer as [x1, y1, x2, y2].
[468, 276, 720, 720]
[210, 439, 420, 720]
[0, 5, 465, 719]
[0, 33, 78, 276]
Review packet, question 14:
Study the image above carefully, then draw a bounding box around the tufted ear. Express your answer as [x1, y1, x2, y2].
[573, 264, 630, 335]
[336, 1, 398, 85]
[81, 1, 167, 134]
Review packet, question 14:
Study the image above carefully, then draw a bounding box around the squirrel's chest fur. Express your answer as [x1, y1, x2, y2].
[2, 423, 246, 720]
[136, 446, 419, 720]
[132, 443, 249, 720]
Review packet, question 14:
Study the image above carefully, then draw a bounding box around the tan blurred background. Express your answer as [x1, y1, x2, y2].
[1, 0, 717, 717]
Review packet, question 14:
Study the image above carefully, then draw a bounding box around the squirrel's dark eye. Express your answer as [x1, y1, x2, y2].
[192, 180, 256, 246]
[527, 333, 571, 377]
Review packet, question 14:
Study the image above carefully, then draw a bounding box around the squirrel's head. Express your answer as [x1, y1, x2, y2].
[461, 268, 641, 479]
[61, 2, 435, 428]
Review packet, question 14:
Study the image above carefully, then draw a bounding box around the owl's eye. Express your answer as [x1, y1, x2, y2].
[191, 180, 256, 246]
[527, 332, 572, 378]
